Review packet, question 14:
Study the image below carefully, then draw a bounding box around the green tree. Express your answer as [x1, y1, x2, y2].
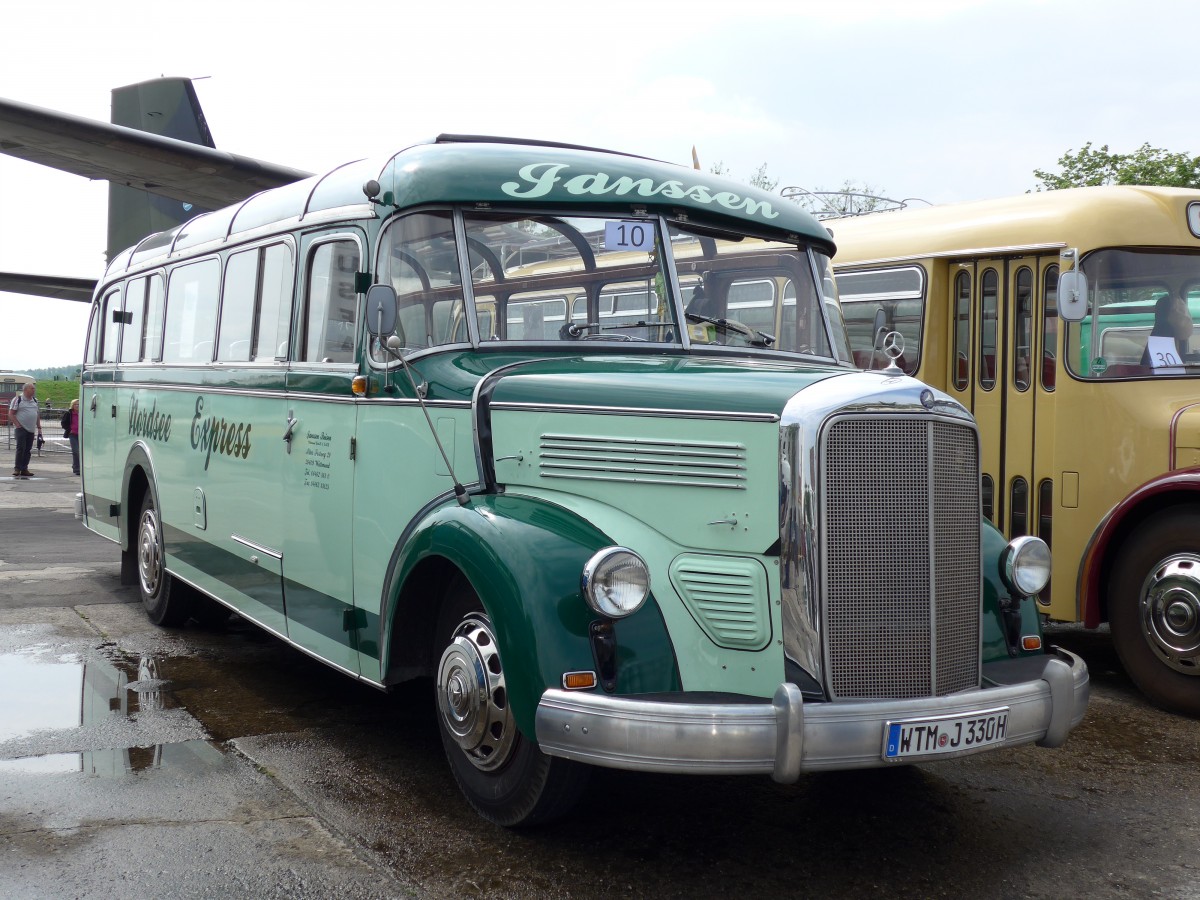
[1033, 142, 1200, 190]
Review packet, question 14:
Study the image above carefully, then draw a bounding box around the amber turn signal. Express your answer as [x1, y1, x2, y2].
[562, 671, 597, 690]
[1021, 635, 1042, 651]
[352, 375, 367, 397]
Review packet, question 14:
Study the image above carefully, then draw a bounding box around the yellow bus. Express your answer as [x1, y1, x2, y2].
[829, 186, 1200, 715]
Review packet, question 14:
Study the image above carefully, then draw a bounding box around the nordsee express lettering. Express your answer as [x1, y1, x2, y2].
[500, 163, 780, 219]
[190, 396, 252, 470]
[127, 396, 172, 443]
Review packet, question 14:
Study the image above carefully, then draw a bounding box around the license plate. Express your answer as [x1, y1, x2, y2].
[883, 707, 1010, 760]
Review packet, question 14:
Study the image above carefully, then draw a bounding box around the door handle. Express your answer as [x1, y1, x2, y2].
[283, 413, 298, 454]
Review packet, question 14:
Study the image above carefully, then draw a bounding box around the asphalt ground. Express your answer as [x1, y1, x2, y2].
[2, 451, 1199, 898]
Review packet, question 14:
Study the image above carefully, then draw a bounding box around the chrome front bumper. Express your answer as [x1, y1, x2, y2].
[534, 648, 1088, 781]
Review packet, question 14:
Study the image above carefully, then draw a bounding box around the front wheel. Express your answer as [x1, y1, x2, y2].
[434, 577, 588, 826]
[136, 491, 193, 627]
[1110, 507, 1200, 716]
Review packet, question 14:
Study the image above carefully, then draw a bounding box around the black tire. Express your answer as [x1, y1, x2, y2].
[434, 576, 588, 826]
[135, 491, 193, 627]
[1110, 507, 1200, 716]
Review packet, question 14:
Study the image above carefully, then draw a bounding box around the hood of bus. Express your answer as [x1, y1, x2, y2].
[483, 354, 846, 416]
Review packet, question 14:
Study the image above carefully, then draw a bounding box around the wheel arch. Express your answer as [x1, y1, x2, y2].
[1080, 468, 1200, 627]
[378, 493, 678, 738]
[117, 442, 161, 583]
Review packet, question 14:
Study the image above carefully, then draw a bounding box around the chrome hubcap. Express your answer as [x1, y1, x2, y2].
[436, 614, 515, 772]
[1140, 553, 1200, 675]
[138, 507, 163, 599]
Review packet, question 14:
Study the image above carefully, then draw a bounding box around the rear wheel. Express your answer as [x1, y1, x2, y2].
[1110, 508, 1200, 716]
[136, 491, 193, 627]
[434, 576, 588, 826]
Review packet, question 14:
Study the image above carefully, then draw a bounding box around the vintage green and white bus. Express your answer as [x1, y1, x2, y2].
[77, 137, 1088, 825]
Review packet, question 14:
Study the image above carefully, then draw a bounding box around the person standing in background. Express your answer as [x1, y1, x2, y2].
[8, 382, 42, 477]
[63, 398, 81, 475]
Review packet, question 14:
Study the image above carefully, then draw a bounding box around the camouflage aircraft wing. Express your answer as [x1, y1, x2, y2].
[0, 94, 312, 210]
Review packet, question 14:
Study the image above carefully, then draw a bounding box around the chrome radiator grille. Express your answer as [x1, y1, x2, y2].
[822, 416, 980, 700]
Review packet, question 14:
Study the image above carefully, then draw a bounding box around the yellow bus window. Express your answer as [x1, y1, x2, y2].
[953, 271, 970, 389]
[1041, 265, 1058, 391]
[978, 269, 998, 390]
[1014, 267, 1032, 391]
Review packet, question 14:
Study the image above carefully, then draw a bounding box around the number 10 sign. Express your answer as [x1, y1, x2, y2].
[605, 220, 653, 251]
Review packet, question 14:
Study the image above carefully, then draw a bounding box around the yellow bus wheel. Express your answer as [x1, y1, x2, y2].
[433, 575, 588, 826]
[1110, 508, 1200, 716]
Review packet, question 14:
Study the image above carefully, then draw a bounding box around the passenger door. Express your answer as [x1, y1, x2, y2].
[959, 256, 1053, 538]
[280, 230, 365, 675]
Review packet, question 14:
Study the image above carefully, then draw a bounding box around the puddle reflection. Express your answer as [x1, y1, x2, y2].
[0, 648, 219, 775]
[0, 739, 226, 776]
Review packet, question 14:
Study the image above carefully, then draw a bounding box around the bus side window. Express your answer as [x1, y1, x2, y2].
[100, 288, 121, 364]
[1042, 265, 1058, 390]
[217, 244, 292, 363]
[953, 271, 970, 389]
[120, 278, 147, 364]
[84, 299, 101, 365]
[218, 250, 257, 362]
[1014, 267, 1032, 391]
[978, 269, 998, 390]
[163, 259, 220, 364]
[257, 244, 294, 360]
[304, 240, 360, 364]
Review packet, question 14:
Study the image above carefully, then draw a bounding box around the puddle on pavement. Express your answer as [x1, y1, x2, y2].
[0, 738, 226, 776]
[0, 647, 226, 775]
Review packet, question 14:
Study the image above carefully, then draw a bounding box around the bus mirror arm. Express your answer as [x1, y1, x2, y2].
[381, 336, 469, 506]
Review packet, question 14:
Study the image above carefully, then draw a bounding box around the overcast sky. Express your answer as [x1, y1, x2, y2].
[2, 0, 1198, 371]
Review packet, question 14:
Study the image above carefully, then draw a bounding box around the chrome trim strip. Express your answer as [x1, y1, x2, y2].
[230, 534, 283, 560]
[492, 401, 780, 423]
[535, 649, 1087, 778]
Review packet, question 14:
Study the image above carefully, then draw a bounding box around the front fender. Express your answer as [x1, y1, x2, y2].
[381, 493, 679, 737]
[981, 518, 1043, 661]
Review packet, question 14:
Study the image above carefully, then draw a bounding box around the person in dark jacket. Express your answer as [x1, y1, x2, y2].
[63, 398, 81, 475]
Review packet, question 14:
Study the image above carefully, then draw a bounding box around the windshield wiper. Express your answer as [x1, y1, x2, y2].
[685, 313, 776, 347]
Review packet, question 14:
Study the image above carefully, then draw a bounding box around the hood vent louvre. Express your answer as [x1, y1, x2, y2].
[539, 433, 746, 489]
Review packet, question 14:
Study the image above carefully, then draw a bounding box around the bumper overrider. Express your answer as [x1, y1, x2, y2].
[534, 648, 1088, 780]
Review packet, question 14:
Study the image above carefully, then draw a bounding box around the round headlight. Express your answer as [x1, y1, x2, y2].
[1002, 536, 1051, 597]
[582, 548, 650, 618]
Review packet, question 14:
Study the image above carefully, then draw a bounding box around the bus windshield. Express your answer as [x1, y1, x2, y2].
[1067, 248, 1200, 378]
[371, 210, 849, 362]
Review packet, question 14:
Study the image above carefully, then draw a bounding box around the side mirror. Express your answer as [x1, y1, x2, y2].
[872, 307, 888, 347]
[1057, 271, 1088, 322]
[365, 284, 397, 336]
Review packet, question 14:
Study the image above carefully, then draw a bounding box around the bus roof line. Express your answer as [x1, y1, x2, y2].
[836, 241, 1068, 268]
[433, 133, 661, 164]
